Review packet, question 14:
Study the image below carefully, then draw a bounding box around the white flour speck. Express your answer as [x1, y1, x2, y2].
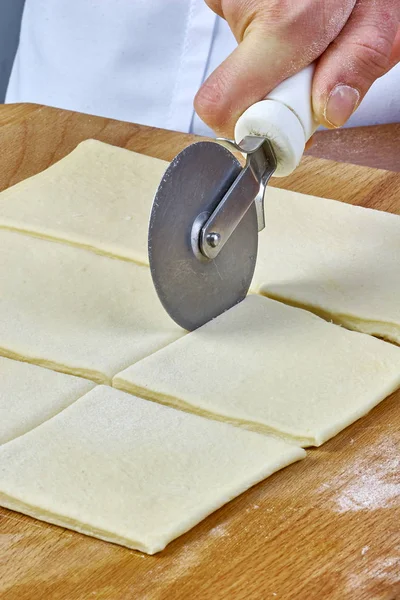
[124, 216, 132, 221]
[209, 524, 229, 538]
[245, 504, 260, 513]
[361, 546, 369, 556]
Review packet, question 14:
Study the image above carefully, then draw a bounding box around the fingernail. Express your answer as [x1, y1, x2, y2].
[324, 85, 360, 127]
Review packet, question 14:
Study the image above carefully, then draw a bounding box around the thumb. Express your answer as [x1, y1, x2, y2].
[194, 25, 317, 138]
[313, 1, 400, 128]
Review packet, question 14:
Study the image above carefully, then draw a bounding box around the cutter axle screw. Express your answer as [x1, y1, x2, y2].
[206, 232, 221, 248]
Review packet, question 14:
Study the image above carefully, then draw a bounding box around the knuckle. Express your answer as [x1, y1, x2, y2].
[348, 34, 392, 76]
[220, 0, 259, 37]
[194, 75, 230, 128]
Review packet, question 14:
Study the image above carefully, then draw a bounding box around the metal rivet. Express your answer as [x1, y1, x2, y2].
[206, 232, 221, 248]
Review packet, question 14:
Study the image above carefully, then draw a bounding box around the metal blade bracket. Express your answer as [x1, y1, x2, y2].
[199, 136, 277, 260]
[149, 141, 259, 330]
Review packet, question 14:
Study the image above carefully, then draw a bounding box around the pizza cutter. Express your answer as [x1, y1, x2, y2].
[149, 64, 319, 330]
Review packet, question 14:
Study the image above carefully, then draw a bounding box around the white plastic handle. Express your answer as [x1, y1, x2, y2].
[235, 63, 319, 177]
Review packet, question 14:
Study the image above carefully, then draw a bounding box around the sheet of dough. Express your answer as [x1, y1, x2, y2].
[0, 140, 167, 265]
[0, 386, 305, 554]
[114, 295, 400, 447]
[252, 187, 400, 344]
[0, 356, 94, 445]
[0, 230, 183, 384]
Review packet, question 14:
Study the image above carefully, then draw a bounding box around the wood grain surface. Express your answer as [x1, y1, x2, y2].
[0, 104, 399, 600]
[307, 123, 400, 173]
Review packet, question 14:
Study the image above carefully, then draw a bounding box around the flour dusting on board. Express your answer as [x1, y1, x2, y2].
[209, 524, 229, 538]
[318, 439, 400, 512]
[345, 555, 400, 594]
[139, 522, 232, 597]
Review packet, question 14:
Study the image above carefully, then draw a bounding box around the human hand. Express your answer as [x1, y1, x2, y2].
[195, 0, 400, 137]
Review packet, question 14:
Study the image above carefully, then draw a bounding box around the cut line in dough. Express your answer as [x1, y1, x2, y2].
[0, 140, 167, 266]
[0, 386, 305, 554]
[262, 293, 400, 349]
[0, 229, 184, 383]
[0, 356, 94, 445]
[252, 187, 400, 345]
[2, 140, 398, 345]
[113, 295, 400, 447]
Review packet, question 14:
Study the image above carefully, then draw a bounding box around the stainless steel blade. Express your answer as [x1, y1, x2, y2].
[148, 141, 258, 330]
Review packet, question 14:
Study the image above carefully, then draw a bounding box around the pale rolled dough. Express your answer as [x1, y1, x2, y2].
[0, 386, 305, 554]
[0, 140, 167, 265]
[114, 295, 400, 447]
[252, 187, 400, 344]
[1, 141, 398, 344]
[0, 356, 94, 445]
[0, 230, 183, 384]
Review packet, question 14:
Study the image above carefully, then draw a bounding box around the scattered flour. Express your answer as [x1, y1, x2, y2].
[318, 439, 400, 513]
[245, 504, 260, 513]
[139, 522, 231, 596]
[346, 556, 400, 593]
[209, 524, 229, 538]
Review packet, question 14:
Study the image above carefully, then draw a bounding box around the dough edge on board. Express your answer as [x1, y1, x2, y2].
[0, 449, 299, 556]
[0, 494, 158, 553]
[252, 186, 400, 345]
[0, 386, 305, 554]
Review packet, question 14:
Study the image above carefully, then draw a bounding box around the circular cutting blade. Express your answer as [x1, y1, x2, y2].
[149, 141, 258, 331]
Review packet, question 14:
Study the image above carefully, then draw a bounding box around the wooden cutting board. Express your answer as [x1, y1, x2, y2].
[0, 104, 399, 600]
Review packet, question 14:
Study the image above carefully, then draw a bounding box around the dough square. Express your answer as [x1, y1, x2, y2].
[252, 187, 400, 344]
[0, 230, 184, 384]
[0, 356, 94, 445]
[114, 295, 400, 447]
[0, 140, 167, 265]
[0, 386, 305, 554]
